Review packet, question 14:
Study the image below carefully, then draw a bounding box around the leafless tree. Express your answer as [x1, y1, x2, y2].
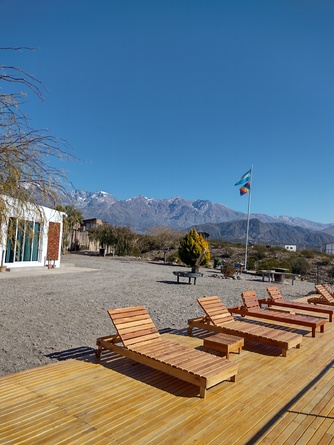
[0, 47, 74, 225]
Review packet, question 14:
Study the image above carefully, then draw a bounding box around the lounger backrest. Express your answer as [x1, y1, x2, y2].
[315, 285, 334, 303]
[108, 306, 160, 348]
[197, 296, 234, 325]
[323, 284, 334, 295]
[241, 291, 261, 310]
[266, 286, 284, 302]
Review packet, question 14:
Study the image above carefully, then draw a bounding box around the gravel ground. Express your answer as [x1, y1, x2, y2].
[0, 254, 316, 377]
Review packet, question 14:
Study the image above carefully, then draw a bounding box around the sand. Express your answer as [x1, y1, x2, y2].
[0, 254, 315, 377]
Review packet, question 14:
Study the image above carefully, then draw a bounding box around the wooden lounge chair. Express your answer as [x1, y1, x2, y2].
[307, 284, 334, 306]
[96, 306, 238, 398]
[263, 286, 334, 322]
[228, 291, 326, 338]
[188, 296, 302, 357]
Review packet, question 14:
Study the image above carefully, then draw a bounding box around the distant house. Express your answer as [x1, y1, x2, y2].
[325, 242, 334, 255]
[71, 218, 106, 252]
[0, 198, 65, 269]
[285, 245, 297, 252]
[81, 218, 104, 231]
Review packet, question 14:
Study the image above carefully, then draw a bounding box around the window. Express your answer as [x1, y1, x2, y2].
[5, 218, 41, 263]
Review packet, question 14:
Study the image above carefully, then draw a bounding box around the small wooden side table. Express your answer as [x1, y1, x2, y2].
[203, 333, 244, 359]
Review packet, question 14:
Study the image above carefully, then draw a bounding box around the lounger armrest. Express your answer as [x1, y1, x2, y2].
[228, 306, 247, 315]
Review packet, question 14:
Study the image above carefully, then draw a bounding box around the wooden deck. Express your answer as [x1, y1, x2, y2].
[1, 305, 334, 444]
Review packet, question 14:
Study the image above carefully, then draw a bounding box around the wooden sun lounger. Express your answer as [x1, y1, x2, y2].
[187, 296, 302, 357]
[96, 306, 238, 398]
[307, 284, 334, 306]
[260, 286, 334, 322]
[228, 291, 326, 338]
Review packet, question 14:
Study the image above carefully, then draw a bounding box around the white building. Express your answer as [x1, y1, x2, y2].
[325, 242, 334, 255]
[285, 245, 297, 252]
[0, 198, 65, 269]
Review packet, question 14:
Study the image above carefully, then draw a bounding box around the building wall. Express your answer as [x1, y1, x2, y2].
[325, 243, 334, 255]
[0, 200, 64, 269]
[285, 245, 297, 252]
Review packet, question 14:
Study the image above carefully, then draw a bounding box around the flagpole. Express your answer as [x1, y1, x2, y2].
[244, 165, 253, 270]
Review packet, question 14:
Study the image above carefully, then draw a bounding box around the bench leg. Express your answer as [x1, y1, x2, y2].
[200, 387, 206, 399]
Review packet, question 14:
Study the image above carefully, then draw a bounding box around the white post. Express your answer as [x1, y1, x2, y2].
[244, 165, 253, 270]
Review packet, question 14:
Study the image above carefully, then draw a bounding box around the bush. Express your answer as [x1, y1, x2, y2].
[222, 262, 236, 278]
[255, 258, 291, 272]
[178, 228, 210, 267]
[289, 257, 310, 275]
[299, 249, 317, 259]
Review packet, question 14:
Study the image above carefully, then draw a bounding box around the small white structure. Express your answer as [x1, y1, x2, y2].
[0, 198, 65, 269]
[285, 245, 297, 252]
[325, 242, 334, 255]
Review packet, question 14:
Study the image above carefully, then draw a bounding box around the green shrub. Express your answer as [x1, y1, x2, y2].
[178, 228, 210, 266]
[255, 258, 291, 272]
[289, 257, 310, 275]
[299, 249, 317, 259]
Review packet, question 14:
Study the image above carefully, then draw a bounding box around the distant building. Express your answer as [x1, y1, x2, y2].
[71, 218, 107, 252]
[285, 245, 297, 252]
[0, 198, 65, 269]
[325, 242, 334, 255]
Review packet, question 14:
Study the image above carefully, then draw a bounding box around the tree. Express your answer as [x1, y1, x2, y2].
[147, 226, 182, 262]
[56, 206, 83, 251]
[178, 228, 210, 267]
[0, 48, 73, 233]
[89, 224, 136, 256]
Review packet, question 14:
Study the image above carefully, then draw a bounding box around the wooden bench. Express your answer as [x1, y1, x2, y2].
[230, 291, 328, 338]
[173, 271, 203, 285]
[96, 306, 238, 398]
[188, 296, 302, 357]
[203, 333, 244, 359]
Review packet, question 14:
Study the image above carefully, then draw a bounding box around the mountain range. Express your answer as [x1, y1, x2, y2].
[67, 190, 334, 248]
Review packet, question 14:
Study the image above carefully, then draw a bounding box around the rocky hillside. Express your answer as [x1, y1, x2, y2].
[63, 189, 334, 249]
[193, 219, 334, 250]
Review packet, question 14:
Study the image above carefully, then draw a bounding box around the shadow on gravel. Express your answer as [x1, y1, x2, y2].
[157, 280, 194, 285]
[45, 346, 96, 361]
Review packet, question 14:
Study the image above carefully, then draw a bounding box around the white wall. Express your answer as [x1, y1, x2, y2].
[0, 199, 64, 269]
[285, 245, 297, 252]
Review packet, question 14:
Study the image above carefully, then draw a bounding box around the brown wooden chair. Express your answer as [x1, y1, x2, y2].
[308, 284, 334, 306]
[263, 286, 334, 322]
[188, 296, 302, 357]
[228, 291, 326, 338]
[96, 306, 238, 398]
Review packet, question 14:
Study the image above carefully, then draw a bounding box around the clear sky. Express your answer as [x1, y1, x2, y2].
[2, 0, 334, 223]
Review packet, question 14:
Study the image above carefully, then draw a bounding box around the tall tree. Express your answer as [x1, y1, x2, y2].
[178, 228, 210, 267]
[0, 48, 73, 228]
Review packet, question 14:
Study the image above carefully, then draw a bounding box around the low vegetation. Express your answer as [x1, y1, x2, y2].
[71, 224, 334, 284]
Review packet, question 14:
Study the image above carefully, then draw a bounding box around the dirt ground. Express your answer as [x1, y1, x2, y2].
[0, 254, 315, 377]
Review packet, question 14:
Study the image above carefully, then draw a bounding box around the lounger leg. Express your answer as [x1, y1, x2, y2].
[187, 325, 193, 336]
[282, 349, 287, 357]
[95, 347, 102, 359]
[200, 387, 207, 399]
[320, 325, 325, 333]
[312, 328, 316, 338]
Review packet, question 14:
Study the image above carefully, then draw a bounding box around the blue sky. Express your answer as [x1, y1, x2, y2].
[2, 0, 334, 223]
